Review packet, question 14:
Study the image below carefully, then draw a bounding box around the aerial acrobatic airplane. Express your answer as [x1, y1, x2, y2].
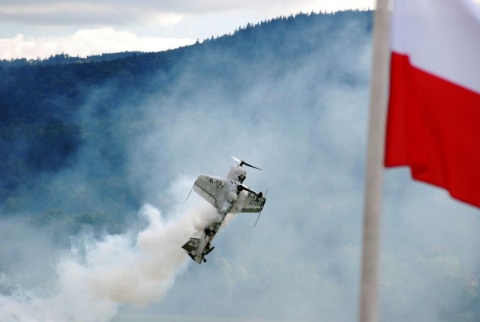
[182, 157, 267, 264]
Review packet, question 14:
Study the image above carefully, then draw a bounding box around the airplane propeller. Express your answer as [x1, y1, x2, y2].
[231, 156, 262, 170]
[237, 183, 263, 198]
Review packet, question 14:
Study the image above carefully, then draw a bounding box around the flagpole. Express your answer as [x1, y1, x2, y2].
[359, 1, 391, 322]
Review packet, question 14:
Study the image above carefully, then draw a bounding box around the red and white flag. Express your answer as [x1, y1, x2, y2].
[385, 0, 480, 207]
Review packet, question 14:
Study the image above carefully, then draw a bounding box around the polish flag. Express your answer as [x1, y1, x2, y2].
[385, 0, 480, 207]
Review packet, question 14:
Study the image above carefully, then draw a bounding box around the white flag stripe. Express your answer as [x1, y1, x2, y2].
[391, 0, 480, 93]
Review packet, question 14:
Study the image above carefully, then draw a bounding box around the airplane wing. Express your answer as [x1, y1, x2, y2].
[193, 175, 227, 208]
[231, 190, 266, 213]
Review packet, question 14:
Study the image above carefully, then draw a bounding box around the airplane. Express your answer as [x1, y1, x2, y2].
[182, 157, 267, 264]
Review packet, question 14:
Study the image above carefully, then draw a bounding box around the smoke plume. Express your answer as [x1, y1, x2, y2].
[0, 198, 219, 322]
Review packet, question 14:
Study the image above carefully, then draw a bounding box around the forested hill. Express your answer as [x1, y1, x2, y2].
[0, 10, 372, 231]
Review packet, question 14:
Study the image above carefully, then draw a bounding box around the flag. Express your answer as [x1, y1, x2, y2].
[385, 0, 480, 207]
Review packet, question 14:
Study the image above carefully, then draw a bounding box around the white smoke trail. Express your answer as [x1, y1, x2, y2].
[0, 202, 219, 322]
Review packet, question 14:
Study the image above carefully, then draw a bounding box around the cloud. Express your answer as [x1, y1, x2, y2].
[314, 0, 374, 12]
[0, 1, 375, 27]
[0, 28, 195, 59]
[0, 3, 188, 27]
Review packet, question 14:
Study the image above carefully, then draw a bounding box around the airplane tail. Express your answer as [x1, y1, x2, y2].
[181, 238, 200, 253]
[182, 237, 205, 264]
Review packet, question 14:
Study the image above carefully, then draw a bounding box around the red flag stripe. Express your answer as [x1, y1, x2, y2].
[385, 52, 480, 207]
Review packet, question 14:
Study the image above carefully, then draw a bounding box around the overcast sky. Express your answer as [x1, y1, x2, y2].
[0, 0, 374, 59]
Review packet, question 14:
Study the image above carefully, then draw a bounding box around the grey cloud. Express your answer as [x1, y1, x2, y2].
[0, 4, 148, 26]
[0, 0, 311, 27]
